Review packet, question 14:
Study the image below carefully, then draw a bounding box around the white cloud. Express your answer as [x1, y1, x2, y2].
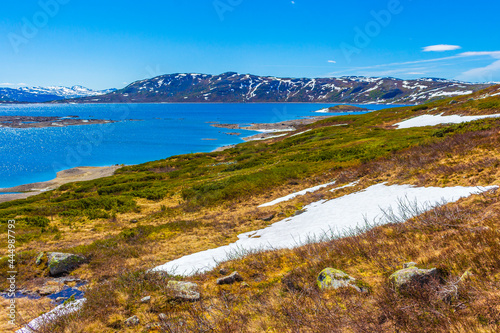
[327, 60, 336, 64]
[329, 49, 500, 82]
[0, 83, 14, 86]
[456, 59, 500, 82]
[460, 51, 500, 58]
[423, 44, 462, 52]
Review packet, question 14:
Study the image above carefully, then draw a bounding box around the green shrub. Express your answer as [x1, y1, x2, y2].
[24, 216, 50, 228]
[411, 105, 429, 111]
[84, 209, 111, 220]
[478, 100, 500, 110]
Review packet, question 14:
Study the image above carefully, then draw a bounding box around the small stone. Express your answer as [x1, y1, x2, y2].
[140, 296, 151, 303]
[259, 213, 275, 222]
[56, 297, 66, 302]
[317, 268, 367, 293]
[294, 209, 305, 216]
[167, 281, 200, 302]
[38, 284, 62, 296]
[125, 315, 140, 326]
[217, 271, 243, 285]
[219, 268, 229, 275]
[158, 313, 167, 321]
[130, 219, 138, 223]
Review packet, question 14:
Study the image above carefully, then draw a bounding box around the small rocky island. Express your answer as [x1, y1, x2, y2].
[316, 105, 371, 113]
[0, 116, 116, 129]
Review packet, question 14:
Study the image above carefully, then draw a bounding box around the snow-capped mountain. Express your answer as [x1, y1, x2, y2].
[0, 86, 116, 103]
[62, 73, 491, 104]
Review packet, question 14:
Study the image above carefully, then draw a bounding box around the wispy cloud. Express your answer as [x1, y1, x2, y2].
[0, 82, 27, 87]
[423, 44, 462, 52]
[457, 61, 500, 82]
[329, 51, 500, 81]
[327, 60, 336, 64]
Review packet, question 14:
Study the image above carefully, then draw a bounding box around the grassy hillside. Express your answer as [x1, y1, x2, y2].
[3, 85, 500, 332]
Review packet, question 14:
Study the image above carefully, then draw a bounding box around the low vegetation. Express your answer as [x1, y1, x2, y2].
[3, 86, 500, 332]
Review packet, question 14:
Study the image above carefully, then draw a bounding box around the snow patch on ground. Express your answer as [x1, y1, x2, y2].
[152, 184, 496, 276]
[259, 181, 336, 207]
[395, 114, 500, 129]
[17, 299, 85, 333]
[246, 134, 288, 141]
[290, 129, 313, 137]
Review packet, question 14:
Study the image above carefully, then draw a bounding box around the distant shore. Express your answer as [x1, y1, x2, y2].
[0, 166, 122, 203]
[211, 115, 337, 151]
[0, 115, 119, 129]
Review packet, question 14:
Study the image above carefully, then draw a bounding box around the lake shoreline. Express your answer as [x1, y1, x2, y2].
[0, 166, 122, 203]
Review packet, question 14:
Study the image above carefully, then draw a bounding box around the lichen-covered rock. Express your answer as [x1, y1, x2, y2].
[47, 252, 86, 276]
[38, 284, 62, 296]
[390, 265, 440, 291]
[317, 268, 367, 292]
[167, 281, 200, 301]
[217, 271, 243, 285]
[140, 296, 151, 303]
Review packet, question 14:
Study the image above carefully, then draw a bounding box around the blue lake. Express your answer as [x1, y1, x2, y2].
[0, 103, 400, 188]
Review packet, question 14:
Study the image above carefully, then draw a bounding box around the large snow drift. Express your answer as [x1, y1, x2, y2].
[395, 113, 500, 129]
[153, 183, 497, 276]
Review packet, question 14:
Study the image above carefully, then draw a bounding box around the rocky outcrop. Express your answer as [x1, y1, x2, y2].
[317, 268, 368, 292]
[47, 252, 86, 276]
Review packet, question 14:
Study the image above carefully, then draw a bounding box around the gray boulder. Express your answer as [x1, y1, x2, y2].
[167, 281, 200, 301]
[47, 252, 86, 276]
[390, 263, 441, 291]
[217, 271, 243, 285]
[317, 268, 367, 292]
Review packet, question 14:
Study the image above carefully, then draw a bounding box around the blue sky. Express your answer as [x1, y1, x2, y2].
[1, 0, 500, 89]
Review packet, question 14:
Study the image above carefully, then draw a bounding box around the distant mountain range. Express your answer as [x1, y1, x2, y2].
[1, 73, 492, 104]
[59, 73, 491, 104]
[0, 86, 116, 103]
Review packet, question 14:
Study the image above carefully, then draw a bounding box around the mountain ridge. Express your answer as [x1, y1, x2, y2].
[0, 85, 116, 103]
[59, 72, 491, 104]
